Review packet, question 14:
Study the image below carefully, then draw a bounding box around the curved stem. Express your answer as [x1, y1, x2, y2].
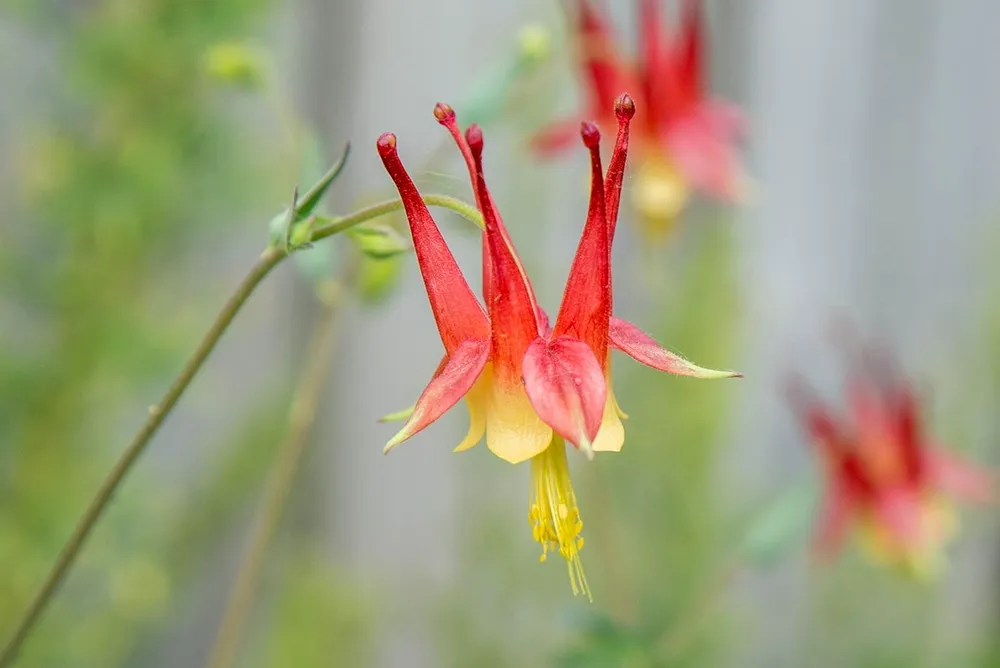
[0, 193, 478, 666]
[0, 248, 282, 668]
[205, 278, 346, 668]
[310, 193, 483, 242]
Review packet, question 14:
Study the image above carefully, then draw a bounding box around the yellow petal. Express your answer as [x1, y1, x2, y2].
[612, 387, 629, 420]
[454, 364, 492, 452]
[486, 380, 552, 464]
[592, 381, 625, 453]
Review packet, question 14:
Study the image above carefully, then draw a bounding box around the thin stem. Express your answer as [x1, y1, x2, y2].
[310, 193, 483, 241]
[0, 248, 282, 668]
[0, 193, 478, 666]
[205, 277, 346, 668]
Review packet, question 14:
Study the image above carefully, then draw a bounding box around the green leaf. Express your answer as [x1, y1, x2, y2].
[347, 222, 410, 259]
[296, 143, 350, 219]
[739, 475, 820, 568]
[356, 254, 403, 305]
[267, 143, 351, 251]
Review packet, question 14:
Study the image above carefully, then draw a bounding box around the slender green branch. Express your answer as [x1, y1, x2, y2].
[0, 192, 479, 666]
[309, 193, 483, 242]
[205, 278, 346, 668]
[0, 248, 283, 668]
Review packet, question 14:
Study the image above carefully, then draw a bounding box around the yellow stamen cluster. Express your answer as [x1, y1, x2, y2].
[528, 438, 591, 600]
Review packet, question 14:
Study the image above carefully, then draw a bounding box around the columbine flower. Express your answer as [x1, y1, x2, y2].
[377, 93, 739, 597]
[533, 0, 746, 237]
[792, 355, 993, 579]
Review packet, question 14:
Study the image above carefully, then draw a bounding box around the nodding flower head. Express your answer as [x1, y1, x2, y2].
[790, 346, 993, 579]
[377, 94, 740, 597]
[533, 0, 748, 238]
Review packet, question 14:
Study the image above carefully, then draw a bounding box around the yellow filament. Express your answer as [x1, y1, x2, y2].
[528, 438, 591, 600]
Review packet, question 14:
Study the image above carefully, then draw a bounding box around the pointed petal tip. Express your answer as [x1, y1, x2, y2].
[696, 367, 743, 380]
[609, 317, 738, 380]
[580, 121, 601, 148]
[433, 102, 456, 125]
[614, 93, 635, 121]
[383, 432, 406, 455]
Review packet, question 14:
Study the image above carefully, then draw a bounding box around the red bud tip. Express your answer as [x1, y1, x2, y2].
[580, 121, 601, 148]
[433, 102, 455, 124]
[376, 133, 397, 156]
[465, 124, 484, 158]
[615, 93, 635, 121]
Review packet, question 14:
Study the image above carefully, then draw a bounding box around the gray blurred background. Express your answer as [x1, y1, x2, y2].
[2, 0, 1000, 666]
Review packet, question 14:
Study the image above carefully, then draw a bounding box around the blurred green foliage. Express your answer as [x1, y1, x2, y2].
[248, 547, 373, 668]
[2, 0, 266, 662]
[0, 1, 366, 665]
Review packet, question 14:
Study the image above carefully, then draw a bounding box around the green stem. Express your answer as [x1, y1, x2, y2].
[0, 193, 478, 666]
[309, 193, 483, 241]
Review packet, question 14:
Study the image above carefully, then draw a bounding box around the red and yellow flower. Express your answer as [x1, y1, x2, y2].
[377, 93, 740, 597]
[534, 0, 746, 237]
[793, 356, 993, 579]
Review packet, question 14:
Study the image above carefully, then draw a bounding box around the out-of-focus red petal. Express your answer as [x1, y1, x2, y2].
[605, 94, 635, 246]
[701, 101, 746, 140]
[531, 118, 583, 156]
[802, 405, 876, 498]
[383, 339, 491, 453]
[663, 109, 743, 201]
[574, 0, 636, 118]
[676, 0, 705, 107]
[638, 0, 667, 129]
[522, 335, 607, 453]
[812, 477, 856, 559]
[552, 123, 611, 361]
[377, 134, 489, 352]
[608, 316, 741, 378]
[871, 485, 925, 552]
[892, 384, 926, 484]
[927, 449, 994, 504]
